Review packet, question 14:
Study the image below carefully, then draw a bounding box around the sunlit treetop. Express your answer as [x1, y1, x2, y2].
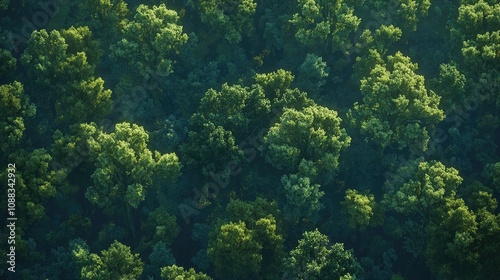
[350, 52, 444, 152]
[111, 4, 188, 78]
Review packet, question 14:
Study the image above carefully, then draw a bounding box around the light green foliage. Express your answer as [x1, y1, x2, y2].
[85, 122, 181, 209]
[196, 0, 257, 43]
[254, 69, 316, 112]
[453, 0, 500, 72]
[21, 26, 101, 84]
[356, 25, 403, 55]
[60, 26, 103, 65]
[21, 29, 75, 88]
[161, 265, 212, 280]
[215, 198, 284, 279]
[354, 25, 402, 79]
[80, 240, 144, 280]
[207, 221, 262, 279]
[21, 27, 111, 124]
[196, 83, 271, 140]
[290, 0, 361, 54]
[0, 82, 35, 154]
[462, 30, 500, 69]
[281, 173, 324, 222]
[111, 4, 188, 78]
[51, 123, 101, 175]
[225, 197, 282, 227]
[254, 69, 295, 101]
[350, 52, 444, 151]
[383, 159, 463, 217]
[284, 229, 361, 279]
[140, 207, 180, 247]
[264, 104, 351, 177]
[341, 189, 377, 230]
[454, 0, 500, 39]
[297, 53, 330, 95]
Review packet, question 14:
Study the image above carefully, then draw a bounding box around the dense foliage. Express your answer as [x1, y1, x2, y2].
[0, 0, 499, 279]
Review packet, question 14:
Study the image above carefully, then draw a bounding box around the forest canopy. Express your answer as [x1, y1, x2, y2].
[0, 0, 499, 279]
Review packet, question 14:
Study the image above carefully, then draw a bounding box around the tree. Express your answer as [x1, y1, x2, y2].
[383, 159, 463, 219]
[354, 25, 402, 79]
[78, 240, 144, 280]
[0, 49, 16, 79]
[365, 0, 430, 32]
[181, 119, 242, 176]
[296, 53, 330, 95]
[254, 69, 316, 114]
[195, 0, 257, 43]
[21, 27, 111, 125]
[290, 0, 361, 55]
[111, 4, 188, 78]
[144, 241, 176, 279]
[483, 162, 500, 194]
[281, 173, 324, 222]
[284, 229, 362, 279]
[431, 63, 467, 111]
[425, 199, 479, 279]
[1, 149, 66, 228]
[85, 122, 181, 210]
[254, 69, 295, 102]
[77, 0, 129, 40]
[349, 52, 444, 152]
[139, 207, 180, 249]
[0, 81, 35, 155]
[341, 189, 378, 230]
[195, 83, 271, 141]
[264, 104, 351, 180]
[207, 221, 262, 279]
[161, 265, 212, 280]
[207, 198, 285, 279]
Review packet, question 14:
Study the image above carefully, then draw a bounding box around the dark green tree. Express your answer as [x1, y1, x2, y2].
[281, 173, 324, 222]
[0, 81, 35, 155]
[195, 0, 257, 43]
[21, 27, 111, 125]
[195, 83, 271, 140]
[181, 119, 242, 176]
